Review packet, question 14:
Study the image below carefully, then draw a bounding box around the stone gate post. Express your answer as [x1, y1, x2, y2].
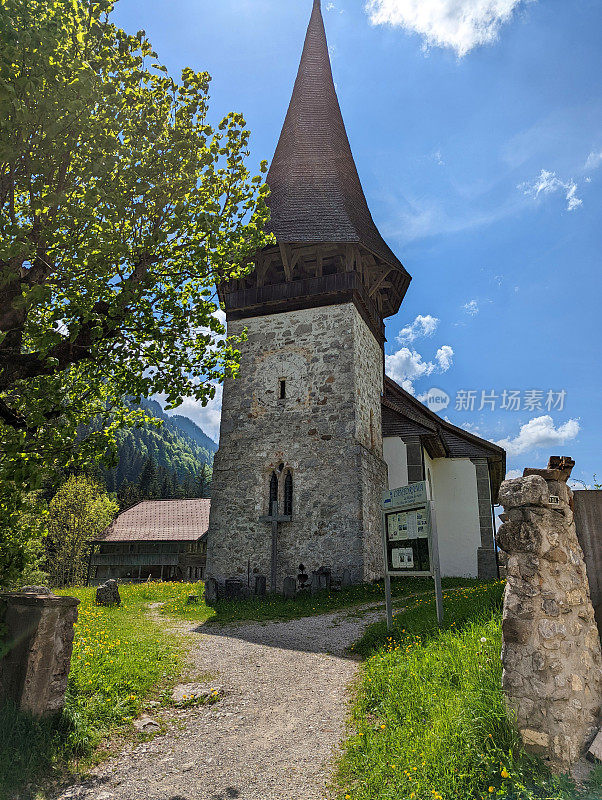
[0, 587, 79, 716]
[498, 464, 602, 770]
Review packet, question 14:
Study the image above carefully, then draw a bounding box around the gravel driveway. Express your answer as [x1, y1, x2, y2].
[50, 604, 385, 800]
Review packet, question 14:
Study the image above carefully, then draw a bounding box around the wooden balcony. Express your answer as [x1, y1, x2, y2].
[223, 271, 386, 340]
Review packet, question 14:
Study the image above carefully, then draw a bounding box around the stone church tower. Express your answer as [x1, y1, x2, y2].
[206, 0, 411, 590]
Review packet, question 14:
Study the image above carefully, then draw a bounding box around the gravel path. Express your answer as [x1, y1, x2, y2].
[50, 604, 385, 800]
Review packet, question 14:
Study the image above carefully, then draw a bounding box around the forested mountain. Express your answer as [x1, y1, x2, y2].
[94, 400, 218, 506]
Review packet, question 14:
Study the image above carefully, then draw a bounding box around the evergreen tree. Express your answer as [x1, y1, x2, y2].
[195, 464, 213, 498]
[138, 457, 157, 497]
[160, 472, 175, 499]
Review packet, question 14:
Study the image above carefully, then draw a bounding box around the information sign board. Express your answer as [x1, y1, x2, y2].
[381, 480, 444, 629]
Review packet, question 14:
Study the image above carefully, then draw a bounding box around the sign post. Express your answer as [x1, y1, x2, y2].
[381, 481, 444, 629]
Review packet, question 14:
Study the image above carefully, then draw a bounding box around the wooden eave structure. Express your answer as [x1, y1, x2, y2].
[218, 0, 410, 335]
[382, 376, 507, 500]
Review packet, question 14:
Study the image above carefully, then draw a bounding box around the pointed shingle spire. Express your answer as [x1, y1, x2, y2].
[266, 0, 410, 294]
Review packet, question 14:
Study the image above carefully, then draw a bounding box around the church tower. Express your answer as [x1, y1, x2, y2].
[206, 0, 411, 590]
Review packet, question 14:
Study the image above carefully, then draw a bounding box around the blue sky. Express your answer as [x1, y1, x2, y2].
[112, 0, 601, 487]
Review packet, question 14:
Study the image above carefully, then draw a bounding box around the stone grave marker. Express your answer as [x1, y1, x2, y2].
[283, 576, 297, 599]
[96, 579, 121, 607]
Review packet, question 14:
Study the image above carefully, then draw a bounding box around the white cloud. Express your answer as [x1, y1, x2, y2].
[385, 343, 454, 392]
[213, 307, 226, 329]
[568, 478, 591, 491]
[460, 420, 481, 434]
[435, 345, 454, 371]
[496, 415, 580, 457]
[433, 149, 445, 166]
[385, 347, 435, 392]
[463, 300, 479, 316]
[505, 468, 522, 479]
[585, 151, 602, 171]
[519, 169, 582, 212]
[365, 0, 530, 57]
[162, 383, 223, 443]
[397, 314, 439, 343]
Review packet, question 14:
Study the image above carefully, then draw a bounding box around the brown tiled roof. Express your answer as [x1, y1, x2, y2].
[267, 0, 408, 280]
[96, 500, 210, 543]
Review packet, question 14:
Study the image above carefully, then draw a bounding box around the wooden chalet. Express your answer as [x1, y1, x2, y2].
[89, 499, 210, 584]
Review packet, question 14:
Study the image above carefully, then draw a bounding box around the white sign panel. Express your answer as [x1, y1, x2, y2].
[392, 547, 414, 570]
[387, 509, 430, 541]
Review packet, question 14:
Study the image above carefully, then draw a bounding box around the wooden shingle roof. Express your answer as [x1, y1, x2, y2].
[266, 0, 408, 279]
[382, 376, 507, 498]
[96, 500, 210, 543]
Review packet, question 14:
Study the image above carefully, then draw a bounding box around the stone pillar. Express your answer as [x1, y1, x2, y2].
[0, 588, 79, 717]
[403, 436, 424, 484]
[471, 457, 499, 580]
[498, 468, 602, 770]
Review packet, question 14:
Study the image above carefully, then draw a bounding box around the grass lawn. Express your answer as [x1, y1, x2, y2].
[337, 582, 602, 800]
[0, 582, 201, 798]
[162, 575, 476, 625]
[0, 576, 476, 796]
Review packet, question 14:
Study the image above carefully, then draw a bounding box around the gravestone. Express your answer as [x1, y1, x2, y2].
[0, 588, 79, 716]
[311, 567, 332, 595]
[498, 463, 602, 770]
[204, 577, 219, 605]
[224, 579, 247, 600]
[254, 575, 267, 597]
[95, 579, 121, 607]
[283, 576, 297, 600]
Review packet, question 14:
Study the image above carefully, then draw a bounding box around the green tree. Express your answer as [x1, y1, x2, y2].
[118, 478, 141, 510]
[195, 463, 212, 498]
[137, 457, 157, 498]
[0, 0, 270, 487]
[47, 475, 118, 587]
[0, 487, 48, 588]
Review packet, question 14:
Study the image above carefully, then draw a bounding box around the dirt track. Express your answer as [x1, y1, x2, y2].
[49, 605, 384, 800]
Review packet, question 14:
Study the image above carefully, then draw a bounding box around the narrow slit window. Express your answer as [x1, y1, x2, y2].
[269, 472, 278, 511]
[279, 379, 286, 400]
[284, 471, 293, 516]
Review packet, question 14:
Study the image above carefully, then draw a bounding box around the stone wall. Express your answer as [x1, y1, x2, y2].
[472, 457, 499, 581]
[206, 302, 388, 590]
[0, 589, 79, 716]
[498, 470, 602, 770]
[574, 490, 602, 641]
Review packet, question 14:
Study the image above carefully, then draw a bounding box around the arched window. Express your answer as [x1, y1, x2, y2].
[269, 472, 278, 511]
[284, 470, 293, 516]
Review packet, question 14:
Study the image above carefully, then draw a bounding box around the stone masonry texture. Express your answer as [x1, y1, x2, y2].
[206, 302, 388, 590]
[498, 473, 602, 770]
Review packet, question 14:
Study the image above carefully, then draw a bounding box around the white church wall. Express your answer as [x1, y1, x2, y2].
[425, 454, 481, 578]
[383, 436, 408, 489]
